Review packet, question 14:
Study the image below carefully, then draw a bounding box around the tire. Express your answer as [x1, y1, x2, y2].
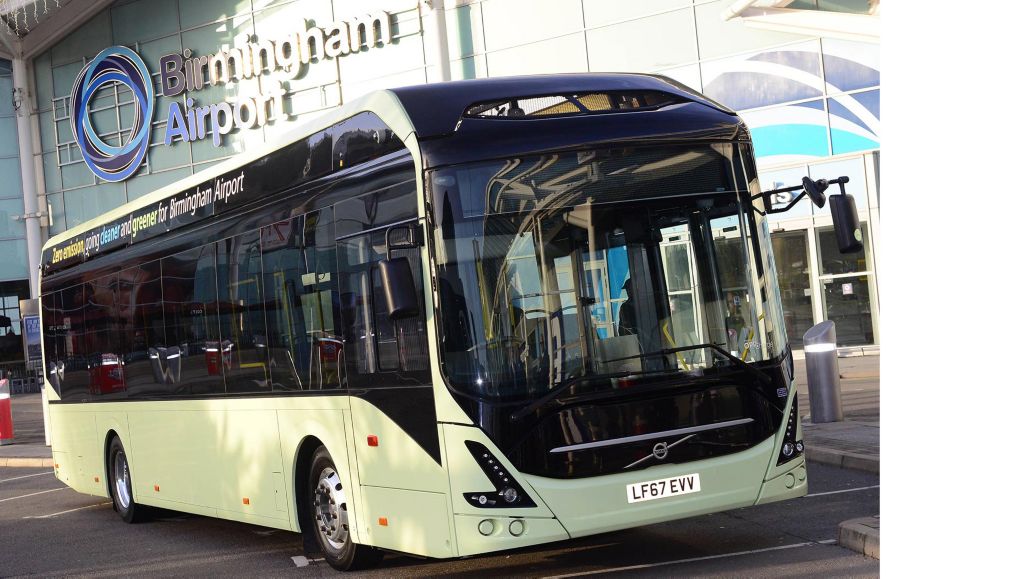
[307, 446, 381, 571]
[107, 436, 147, 523]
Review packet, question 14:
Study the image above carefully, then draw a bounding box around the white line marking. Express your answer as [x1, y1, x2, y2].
[0, 487, 68, 503]
[24, 501, 111, 518]
[0, 472, 51, 484]
[543, 541, 824, 578]
[805, 484, 879, 498]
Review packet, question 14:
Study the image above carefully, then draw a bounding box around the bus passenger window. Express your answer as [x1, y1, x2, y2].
[41, 293, 60, 396]
[262, 208, 342, 391]
[53, 285, 88, 401]
[120, 262, 167, 396]
[337, 228, 429, 389]
[217, 231, 270, 393]
[162, 244, 224, 395]
[84, 273, 126, 398]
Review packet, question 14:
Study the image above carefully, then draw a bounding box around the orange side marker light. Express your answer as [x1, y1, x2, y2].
[154, 484, 160, 492]
[243, 497, 250, 505]
[378, 517, 388, 526]
[367, 435, 379, 447]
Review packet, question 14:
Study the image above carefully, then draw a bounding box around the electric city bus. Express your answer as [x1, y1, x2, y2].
[40, 73, 862, 571]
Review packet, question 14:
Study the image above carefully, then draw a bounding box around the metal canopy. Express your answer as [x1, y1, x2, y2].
[0, 0, 115, 60]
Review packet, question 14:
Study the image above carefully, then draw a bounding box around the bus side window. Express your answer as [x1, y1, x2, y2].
[54, 284, 87, 401]
[262, 208, 342, 391]
[41, 292, 61, 397]
[217, 231, 270, 394]
[162, 244, 224, 395]
[120, 261, 167, 396]
[84, 273, 125, 398]
[337, 229, 430, 389]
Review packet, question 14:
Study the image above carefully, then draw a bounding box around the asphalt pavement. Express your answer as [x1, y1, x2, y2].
[0, 461, 878, 577]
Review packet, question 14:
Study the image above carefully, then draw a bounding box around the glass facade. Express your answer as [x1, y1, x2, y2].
[6, 0, 880, 357]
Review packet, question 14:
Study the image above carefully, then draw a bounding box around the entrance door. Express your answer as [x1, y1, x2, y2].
[817, 224, 876, 347]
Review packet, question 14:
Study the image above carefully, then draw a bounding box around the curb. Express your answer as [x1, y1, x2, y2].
[839, 516, 879, 559]
[0, 457, 54, 468]
[838, 372, 880, 380]
[804, 445, 879, 474]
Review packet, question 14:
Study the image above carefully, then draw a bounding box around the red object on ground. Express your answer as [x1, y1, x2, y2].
[0, 378, 13, 445]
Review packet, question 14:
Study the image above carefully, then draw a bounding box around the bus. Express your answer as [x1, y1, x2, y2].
[40, 73, 861, 571]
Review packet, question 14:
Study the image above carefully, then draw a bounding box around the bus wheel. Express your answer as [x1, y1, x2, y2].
[308, 446, 381, 571]
[107, 436, 147, 523]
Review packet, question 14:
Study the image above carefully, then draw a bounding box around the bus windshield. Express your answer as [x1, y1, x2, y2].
[430, 145, 786, 401]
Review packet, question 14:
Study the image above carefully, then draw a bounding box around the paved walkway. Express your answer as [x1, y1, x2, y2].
[794, 354, 880, 475]
[0, 392, 52, 467]
[794, 353, 880, 559]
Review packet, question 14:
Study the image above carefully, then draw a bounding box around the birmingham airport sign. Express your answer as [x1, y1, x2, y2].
[70, 11, 397, 182]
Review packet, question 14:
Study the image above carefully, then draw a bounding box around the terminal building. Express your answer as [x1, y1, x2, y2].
[0, 0, 879, 370]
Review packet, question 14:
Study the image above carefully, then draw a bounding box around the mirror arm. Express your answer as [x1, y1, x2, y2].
[752, 184, 808, 216]
[754, 176, 850, 215]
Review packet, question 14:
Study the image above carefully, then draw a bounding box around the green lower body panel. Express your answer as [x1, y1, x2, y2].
[359, 486, 455, 559]
[755, 457, 808, 505]
[453, 514, 570, 556]
[522, 437, 776, 538]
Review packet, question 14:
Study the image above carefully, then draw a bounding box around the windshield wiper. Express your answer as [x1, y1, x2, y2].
[510, 367, 690, 423]
[511, 370, 631, 423]
[601, 343, 773, 387]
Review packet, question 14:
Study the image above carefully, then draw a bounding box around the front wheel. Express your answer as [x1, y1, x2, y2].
[107, 436, 147, 523]
[308, 446, 381, 571]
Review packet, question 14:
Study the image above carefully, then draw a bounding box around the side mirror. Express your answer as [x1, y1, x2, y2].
[829, 180, 864, 254]
[379, 257, 420, 320]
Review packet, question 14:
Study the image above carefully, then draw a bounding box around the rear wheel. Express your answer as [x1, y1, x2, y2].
[308, 446, 381, 571]
[107, 436, 147, 523]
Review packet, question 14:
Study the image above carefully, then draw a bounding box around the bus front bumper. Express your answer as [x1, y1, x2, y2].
[520, 437, 806, 539]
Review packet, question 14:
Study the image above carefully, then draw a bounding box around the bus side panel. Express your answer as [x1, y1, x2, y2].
[359, 486, 453, 558]
[348, 397, 448, 493]
[210, 409, 289, 523]
[277, 402, 359, 538]
[129, 406, 220, 507]
[49, 404, 103, 496]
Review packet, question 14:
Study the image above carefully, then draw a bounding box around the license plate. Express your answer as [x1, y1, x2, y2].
[627, 473, 701, 504]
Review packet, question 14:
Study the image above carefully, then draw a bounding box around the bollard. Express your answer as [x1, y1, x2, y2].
[803, 321, 844, 423]
[0, 376, 13, 445]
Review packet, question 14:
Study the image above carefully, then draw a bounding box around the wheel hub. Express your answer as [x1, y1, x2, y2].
[313, 467, 349, 549]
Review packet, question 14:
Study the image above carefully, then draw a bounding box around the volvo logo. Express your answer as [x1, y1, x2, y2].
[624, 434, 696, 470]
[70, 46, 155, 182]
[652, 442, 669, 460]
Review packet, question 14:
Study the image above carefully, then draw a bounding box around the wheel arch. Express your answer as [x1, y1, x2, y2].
[102, 429, 122, 499]
[293, 435, 326, 551]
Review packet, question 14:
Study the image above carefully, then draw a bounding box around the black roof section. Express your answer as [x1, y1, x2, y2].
[389, 73, 735, 139]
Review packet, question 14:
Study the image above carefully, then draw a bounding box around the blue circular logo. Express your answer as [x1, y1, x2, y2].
[70, 46, 155, 182]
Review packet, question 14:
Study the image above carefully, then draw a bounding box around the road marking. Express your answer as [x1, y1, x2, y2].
[0, 487, 68, 503]
[805, 484, 879, 498]
[23, 501, 111, 518]
[0, 472, 51, 484]
[543, 541, 836, 578]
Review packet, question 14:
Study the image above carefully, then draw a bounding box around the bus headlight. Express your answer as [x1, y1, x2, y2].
[464, 441, 536, 509]
[777, 394, 804, 466]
